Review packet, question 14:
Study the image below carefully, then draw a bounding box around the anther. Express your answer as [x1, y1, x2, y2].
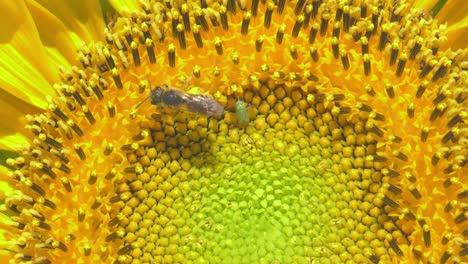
[369, 255, 379, 264]
[193, 65, 201, 78]
[385, 83, 395, 98]
[340, 51, 349, 70]
[382, 168, 400, 177]
[82, 106, 95, 124]
[264, 3, 274, 28]
[89, 81, 103, 100]
[419, 59, 437, 78]
[39, 134, 63, 149]
[292, 15, 304, 38]
[84, 244, 91, 256]
[194, 8, 209, 31]
[73, 144, 86, 160]
[26, 180, 46, 196]
[416, 81, 428, 98]
[104, 143, 114, 156]
[432, 59, 450, 82]
[88, 170, 97, 185]
[310, 47, 319, 62]
[389, 238, 403, 256]
[360, 37, 369, 54]
[276, 25, 286, 44]
[118, 244, 133, 255]
[407, 103, 414, 118]
[343, 6, 350, 32]
[432, 91, 448, 104]
[103, 48, 115, 69]
[91, 197, 103, 210]
[365, 23, 374, 39]
[241, 12, 251, 35]
[443, 177, 458, 188]
[320, 12, 330, 36]
[217, 7, 228, 30]
[145, 38, 156, 64]
[440, 250, 452, 264]
[332, 38, 339, 59]
[447, 112, 464, 128]
[168, 44, 176, 67]
[309, 23, 319, 44]
[106, 232, 119, 242]
[254, 36, 265, 53]
[393, 150, 408, 161]
[363, 55, 371, 76]
[421, 127, 429, 142]
[56, 162, 71, 174]
[360, 3, 368, 17]
[454, 211, 467, 224]
[107, 102, 116, 118]
[303, 4, 312, 28]
[388, 184, 402, 194]
[430, 103, 446, 121]
[379, 24, 389, 50]
[290, 45, 298, 60]
[277, 0, 286, 14]
[176, 24, 186, 49]
[382, 195, 400, 208]
[396, 53, 407, 77]
[335, 3, 344, 21]
[214, 37, 223, 55]
[61, 177, 72, 192]
[333, 22, 341, 38]
[390, 41, 399, 66]
[109, 195, 120, 203]
[251, 0, 259, 16]
[365, 84, 376, 96]
[457, 190, 468, 199]
[111, 68, 123, 89]
[409, 37, 423, 60]
[441, 130, 454, 144]
[105, 169, 117, 180]
[50, 105, 69, 121]
[422, 224, 431, 247]
[181, 4, 191, 31]
[409, 185, 422, 200]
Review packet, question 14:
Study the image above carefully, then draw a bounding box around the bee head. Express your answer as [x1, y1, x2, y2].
[150, 87, 164, 105]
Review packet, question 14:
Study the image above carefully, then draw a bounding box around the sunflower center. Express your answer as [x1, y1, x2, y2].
[114, 81, 392, 263]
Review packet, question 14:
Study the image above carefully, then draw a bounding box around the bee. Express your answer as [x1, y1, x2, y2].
[134, 82, 224, 117]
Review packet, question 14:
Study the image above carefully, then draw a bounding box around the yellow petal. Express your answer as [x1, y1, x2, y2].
[0, 1, 58, 109]
[434, 0, 468, 50]
[109, 0, 141, 15]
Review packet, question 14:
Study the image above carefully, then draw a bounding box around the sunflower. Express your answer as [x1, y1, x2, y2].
[0, 0, 466, 263]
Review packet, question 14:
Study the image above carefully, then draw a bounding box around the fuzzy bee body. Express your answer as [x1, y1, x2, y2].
[150, 84, 224, 117]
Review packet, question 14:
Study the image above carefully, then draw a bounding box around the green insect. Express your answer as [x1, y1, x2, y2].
[235, 100, 249, 126]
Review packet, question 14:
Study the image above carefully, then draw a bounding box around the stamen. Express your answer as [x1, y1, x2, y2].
[73, 144, 86, 160]
[363, 54, 371, 76]
[214, 37, 223, 55]
[220, 6, 228, 30]
[387, 184, 402, 194]
[292, 15, 304, 38]
[454, 212, 467, 224]
[432, 59, 450, 82]
[409, 37, 423, 60]
[406, 103, 415, 118]
[118, 244, 133, 255]
[360, 3, 367, 17]
[310, 47, 319, 62]
[103, 48, 115, 69]
[256, 36, 264, 52]
[389, 237, 403, 256]
[457, 190, 468, 199]
[385, 83, 395, 98]
[168, 44, 176, 67]
[193, 25, 203, 48]
[343, 6, 350, 32]
[408, 185, 422, 200]
[111, 68, 123, 89]
[389, 41, 399, 66]
[241, 12, 251, 35]
[105, 168, 117, 180]
[440, 250, 452, 264]
[309, 23, 319, 44]
[145, 38, 156, 64]
[335, 3, 343, 21]
[447, 112, 463, 128]
[61, 177, 72, 192]
[89, 80, 103, 100]
[311, 0, 320, 18]
[333, 22, 341, 38]
[382, 195, 400, 208]
[289, 45, 298, 60]
[276, 25, 286, 44]
[303, 4, 312, 28]
[176, 24, 186, 49]
[419, 59, 436, 78]
[441, 130, 454, 144]
[340, 51, 350, 70]
[264, 3, 274, 28]
[83, 106, 95, 124]
[107, 102, 116, 118]
[370, 7, 379, 36]
[251, 0, 259, 16]
[277, 0, 286, 14]
[320, 12, 330, 36]
[88, 170, 97, 185]
[396, 53, 407, 77]
[181, 4, 191, 31]
[332, 38, 339, 59]
[415, 81, 428, 98]
[195, 8, 209, 31]
[420, 127, 429, 142]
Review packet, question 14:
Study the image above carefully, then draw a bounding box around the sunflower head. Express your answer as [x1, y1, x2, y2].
[0, 0, 467, 263]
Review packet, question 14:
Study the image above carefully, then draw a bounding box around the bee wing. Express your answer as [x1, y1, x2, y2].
[185, 94, 224, 117]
